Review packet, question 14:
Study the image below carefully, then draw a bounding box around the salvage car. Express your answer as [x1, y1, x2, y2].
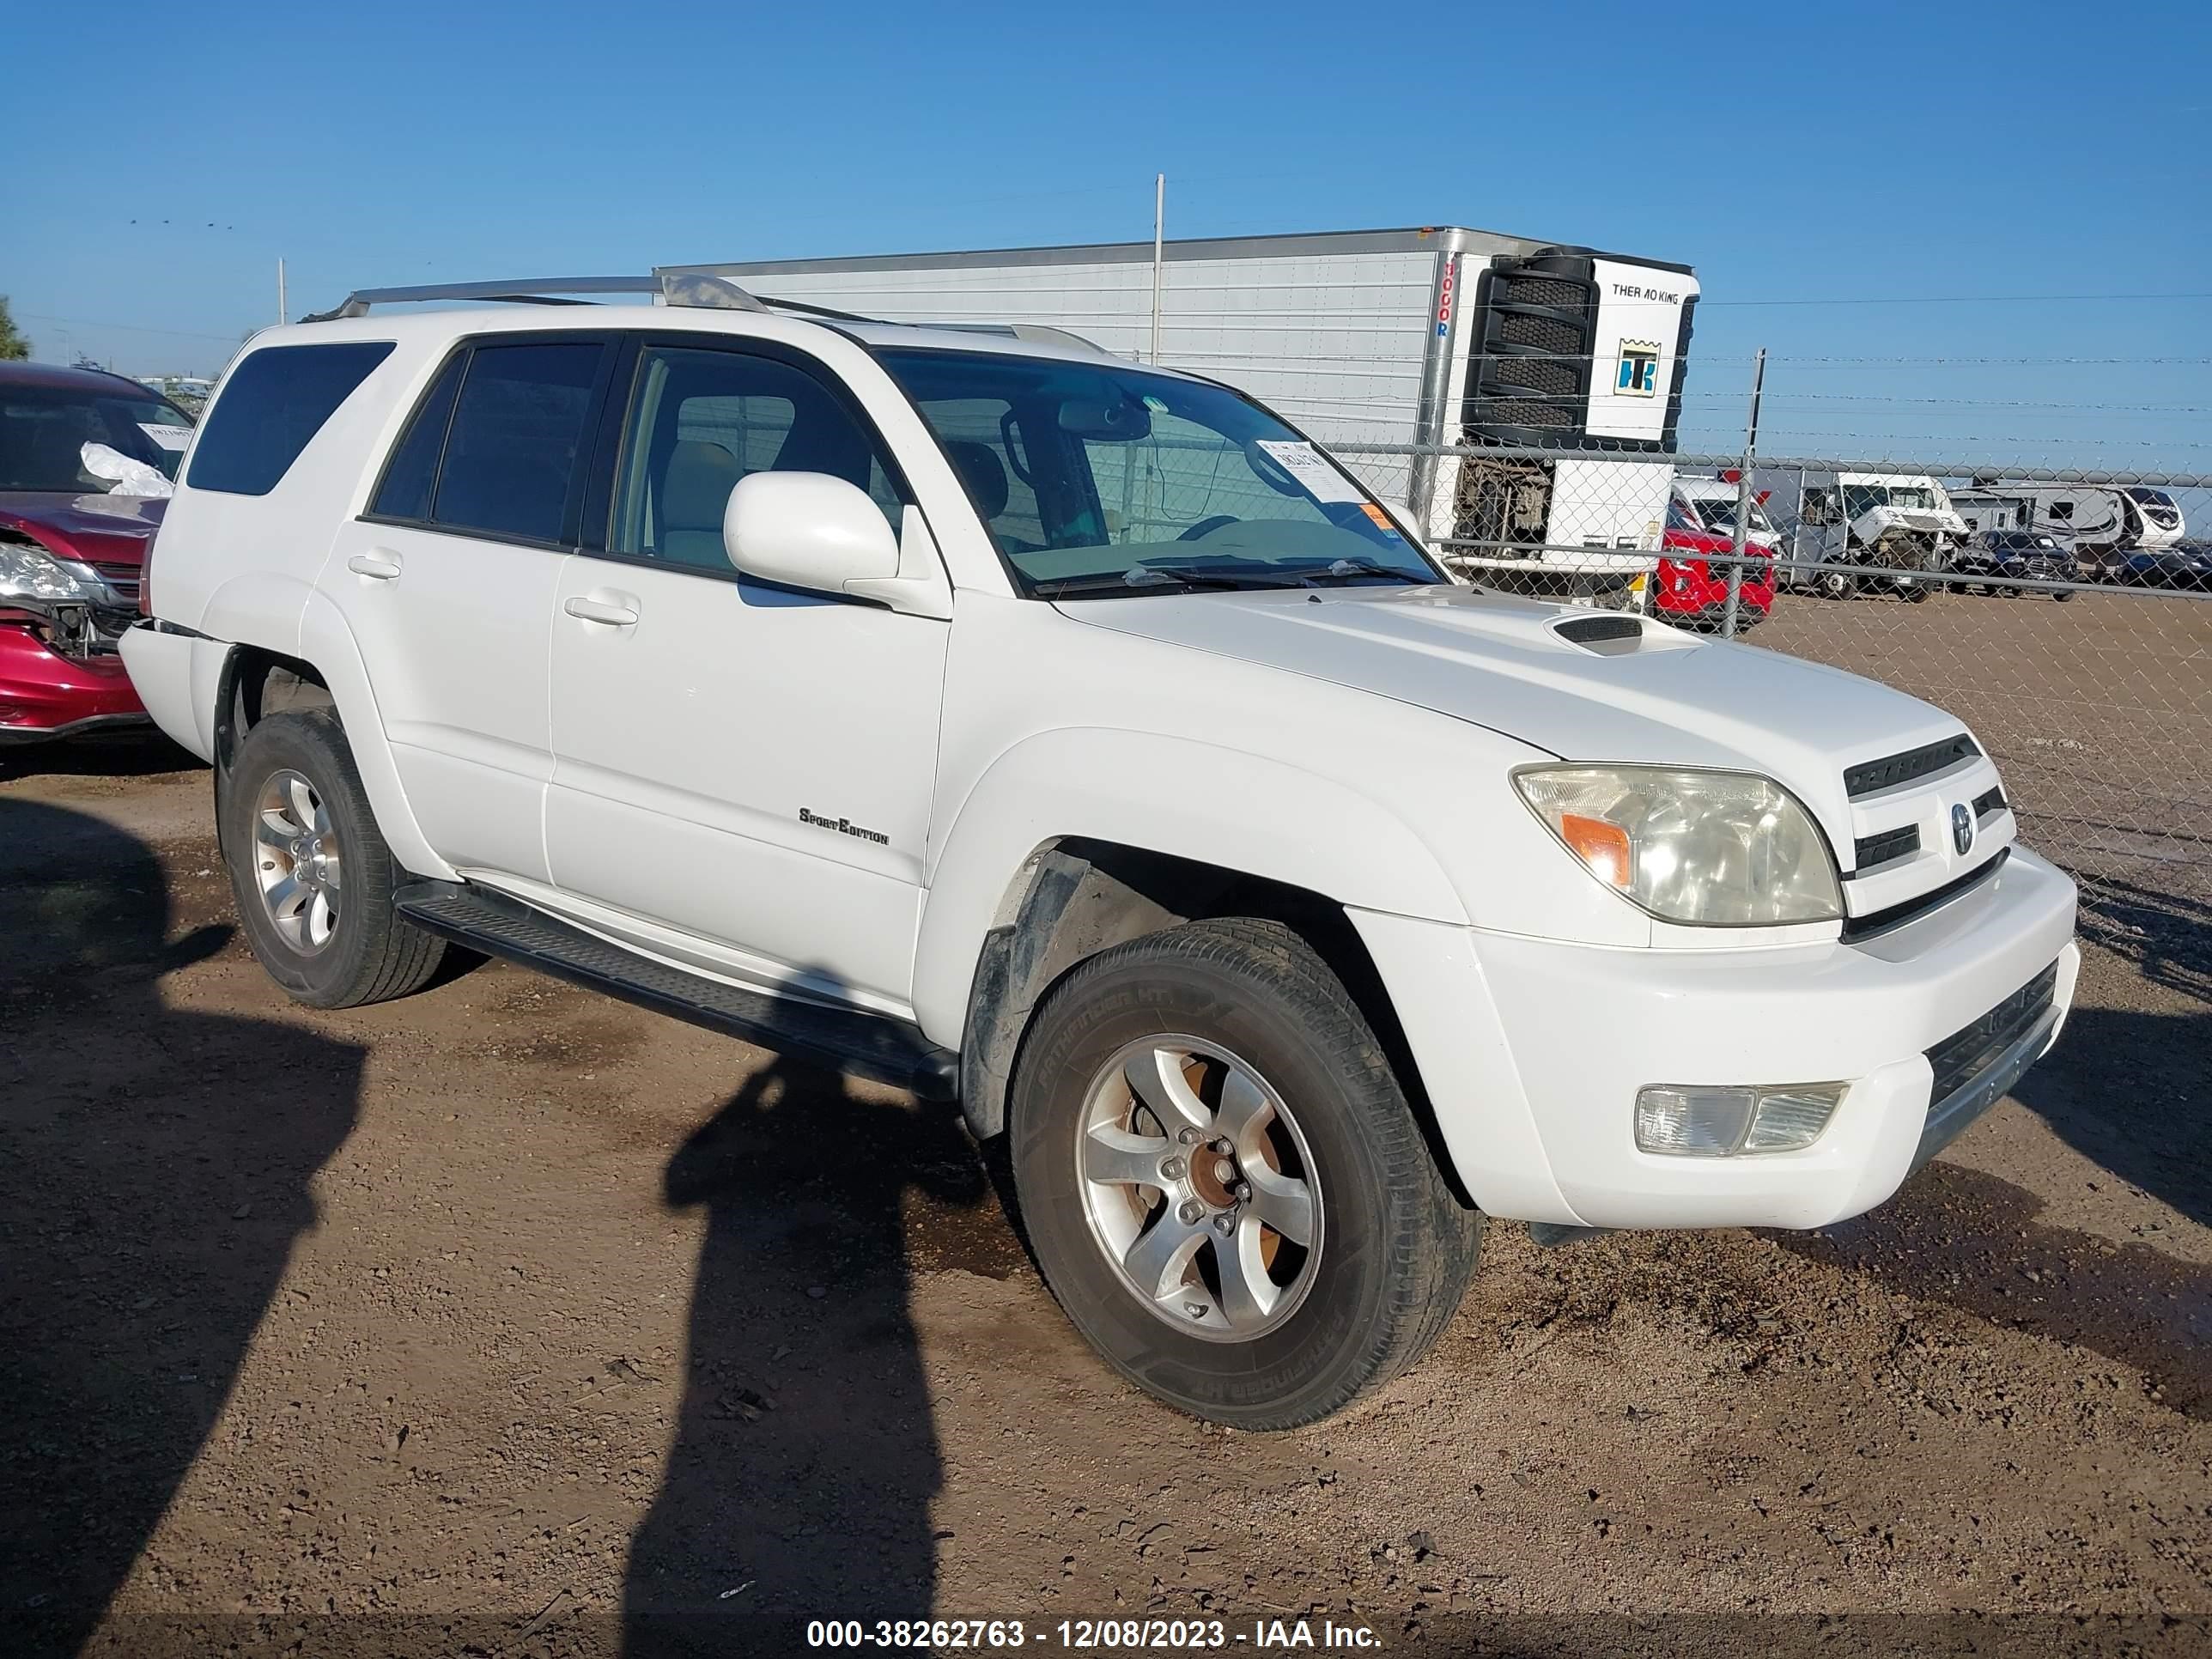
[1950, 529, 2081, 599]
[2119, 540, 2212, 591]
[0, 362, 192, 743]
[123, 279, 2079, 1427]
[1654, 495, 1775, 629]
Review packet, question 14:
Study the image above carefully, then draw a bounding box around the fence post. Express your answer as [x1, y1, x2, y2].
[1723, 348, 1766, 639]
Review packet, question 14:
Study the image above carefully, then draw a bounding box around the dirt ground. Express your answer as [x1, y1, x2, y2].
[3, 592, 2208, 1659]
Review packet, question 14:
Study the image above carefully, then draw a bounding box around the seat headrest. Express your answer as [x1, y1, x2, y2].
[942, 439, 1010, 521]
[664, 440, 744, 529]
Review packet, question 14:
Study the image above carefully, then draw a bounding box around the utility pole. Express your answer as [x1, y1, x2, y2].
[277, 258, 288, 325]
[1722, 347, 1766, 640]
[1150, 174, 1164, 365]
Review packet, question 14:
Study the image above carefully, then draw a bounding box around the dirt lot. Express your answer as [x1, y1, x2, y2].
[3, 592, 2208, 1659]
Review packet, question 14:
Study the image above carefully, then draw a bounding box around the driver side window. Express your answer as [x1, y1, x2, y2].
[610, 345, 902, 573]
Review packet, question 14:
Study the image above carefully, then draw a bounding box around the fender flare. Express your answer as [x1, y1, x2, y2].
[912, 726, 1470, 1086]
[281, 590, 454, 880]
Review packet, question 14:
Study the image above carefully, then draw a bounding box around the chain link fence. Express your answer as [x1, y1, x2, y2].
[1322, 439, 2211, 982]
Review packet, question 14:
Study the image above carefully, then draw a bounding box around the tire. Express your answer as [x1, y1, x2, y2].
[1820, 569, 1858, 601]
[2052, 587, 2076, 602]
[1902, 580, 1933, 603]
[1008, 917, 1481, 1428]
[222, 710, 445, 1009]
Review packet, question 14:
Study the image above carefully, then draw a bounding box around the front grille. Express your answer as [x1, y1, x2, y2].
[1925, 961, 2059, 1104]
[90, 562, 141, 601]
[1842, 848, 2008, 942]
[1974, 785, 2008, 819]
[1854, 824, 1921, 870]
[1844, 733, 1980, 799]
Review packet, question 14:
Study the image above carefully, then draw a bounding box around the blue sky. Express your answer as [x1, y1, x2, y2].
[6, 0, 2206, 466]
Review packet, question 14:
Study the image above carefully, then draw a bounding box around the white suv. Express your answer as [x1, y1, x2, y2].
[123, 280, 2078, 1427]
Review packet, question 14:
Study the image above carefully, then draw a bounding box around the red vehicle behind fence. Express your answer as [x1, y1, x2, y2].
[1653, 493, 1774, 629]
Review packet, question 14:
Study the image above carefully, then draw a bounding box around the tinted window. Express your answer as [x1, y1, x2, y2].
[370, 352, 465, 520]
[187, 343, 393, 495]
[433, 341, 605, 544]
[610, 346, 902, 571]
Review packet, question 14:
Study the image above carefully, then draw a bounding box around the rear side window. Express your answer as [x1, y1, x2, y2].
[187, 342, 393, 495]
[429, 341, 605, 544]
[370, 352, 465, 521]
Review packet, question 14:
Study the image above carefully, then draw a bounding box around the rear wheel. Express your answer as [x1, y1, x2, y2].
[1009, 918, 1481, 1428]
[223, 711, 445, 1008]
[1820, 568, 1858, 601]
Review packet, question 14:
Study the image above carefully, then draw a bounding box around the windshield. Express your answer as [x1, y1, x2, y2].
[0, 383, 195, 493]
[2126, 488, 2175, 507]
[1843, 483, 1936, 516]
[873, 349, 1438, 593]
[1683, 492, 1772, 535]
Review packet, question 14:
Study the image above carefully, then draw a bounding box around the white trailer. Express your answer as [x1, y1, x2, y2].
[659, 227, 1700, 581]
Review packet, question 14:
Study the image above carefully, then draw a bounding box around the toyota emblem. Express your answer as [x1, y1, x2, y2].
[1951, 802, 1974, 856]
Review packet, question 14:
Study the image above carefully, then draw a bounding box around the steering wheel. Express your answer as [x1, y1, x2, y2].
[1178, 514, 1241, 542]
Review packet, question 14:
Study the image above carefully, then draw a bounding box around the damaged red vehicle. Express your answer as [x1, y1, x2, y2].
[0, 362, 193, 744]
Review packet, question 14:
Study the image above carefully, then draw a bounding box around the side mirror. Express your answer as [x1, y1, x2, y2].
[723, 471, 901, 597]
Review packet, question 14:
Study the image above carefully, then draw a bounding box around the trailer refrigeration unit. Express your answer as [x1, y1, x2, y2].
[658, 228, 1700, 587]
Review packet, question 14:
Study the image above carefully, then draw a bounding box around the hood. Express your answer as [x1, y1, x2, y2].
[1059, 584, 1966, 840]
[1856, 505, 1966, 540]
[0, 491, 167, 571]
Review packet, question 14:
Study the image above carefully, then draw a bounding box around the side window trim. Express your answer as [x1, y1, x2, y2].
[591, 331, 920, 582]
[362, 343, 471, 523]
[355, 329, 621, 554]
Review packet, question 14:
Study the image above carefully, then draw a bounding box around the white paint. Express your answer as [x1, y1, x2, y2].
[132, 301, 2078, 1237]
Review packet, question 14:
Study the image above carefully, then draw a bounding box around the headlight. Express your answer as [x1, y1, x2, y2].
[1513, 764, 1842, 926]
[0, 539, 100, 605]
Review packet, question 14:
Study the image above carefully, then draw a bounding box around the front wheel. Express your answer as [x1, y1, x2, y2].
[223, 710, 447, 1008]
[1820, 568, 1859, 601]
[1009, 918, 1481, 1428]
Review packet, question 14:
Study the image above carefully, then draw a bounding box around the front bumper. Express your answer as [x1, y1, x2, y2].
[0, 623, 148, 743]
[1352, 846, 2080, 1231]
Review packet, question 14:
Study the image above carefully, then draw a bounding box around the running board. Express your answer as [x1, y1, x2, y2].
[392, 879, 958, 1100]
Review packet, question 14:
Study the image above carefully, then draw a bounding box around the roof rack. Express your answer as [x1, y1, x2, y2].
[296, 271, 1108, 353]
[300, 272, 769, 323]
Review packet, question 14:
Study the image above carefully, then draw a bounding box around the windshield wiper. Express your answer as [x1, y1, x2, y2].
[1295, 556, 1429, 584]
[1033, 564, 1299, 599]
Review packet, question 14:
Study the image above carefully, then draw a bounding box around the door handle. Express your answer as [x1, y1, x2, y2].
[348, 551, 403, 580]
[564, 595, 641, 627]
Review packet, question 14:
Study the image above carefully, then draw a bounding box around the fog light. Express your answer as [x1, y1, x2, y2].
[1635, 1082, 1845, 1157]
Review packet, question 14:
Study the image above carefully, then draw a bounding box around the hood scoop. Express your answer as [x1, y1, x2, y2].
[1551, 612, 1651, 655]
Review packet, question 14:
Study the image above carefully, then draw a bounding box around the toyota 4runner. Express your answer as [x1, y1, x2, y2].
[122, 277, 2078, 1427]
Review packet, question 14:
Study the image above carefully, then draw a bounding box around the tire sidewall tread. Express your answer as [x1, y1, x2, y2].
[1009, 917, 1480, 1429]
[223, 711, 442, 1010]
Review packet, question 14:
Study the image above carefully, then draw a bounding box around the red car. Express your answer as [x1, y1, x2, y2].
[0, 362, 193, 744]
[1652, 496, 1774, 629]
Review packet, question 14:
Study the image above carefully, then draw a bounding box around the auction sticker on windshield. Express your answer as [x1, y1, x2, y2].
[138, 422, 193, 451]
[1255, 440, 1366, 505]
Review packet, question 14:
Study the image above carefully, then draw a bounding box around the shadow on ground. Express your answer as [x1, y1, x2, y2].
[622, 1050, 989, 1656]
[2077, 873, 2212, 1005]
[0, 731, 195, 783]
[0, 800, 366, 1658]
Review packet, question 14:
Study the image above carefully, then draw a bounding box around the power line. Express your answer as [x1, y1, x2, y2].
[19, 313, 246, 343]
[1700, 292, 2212, 307]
